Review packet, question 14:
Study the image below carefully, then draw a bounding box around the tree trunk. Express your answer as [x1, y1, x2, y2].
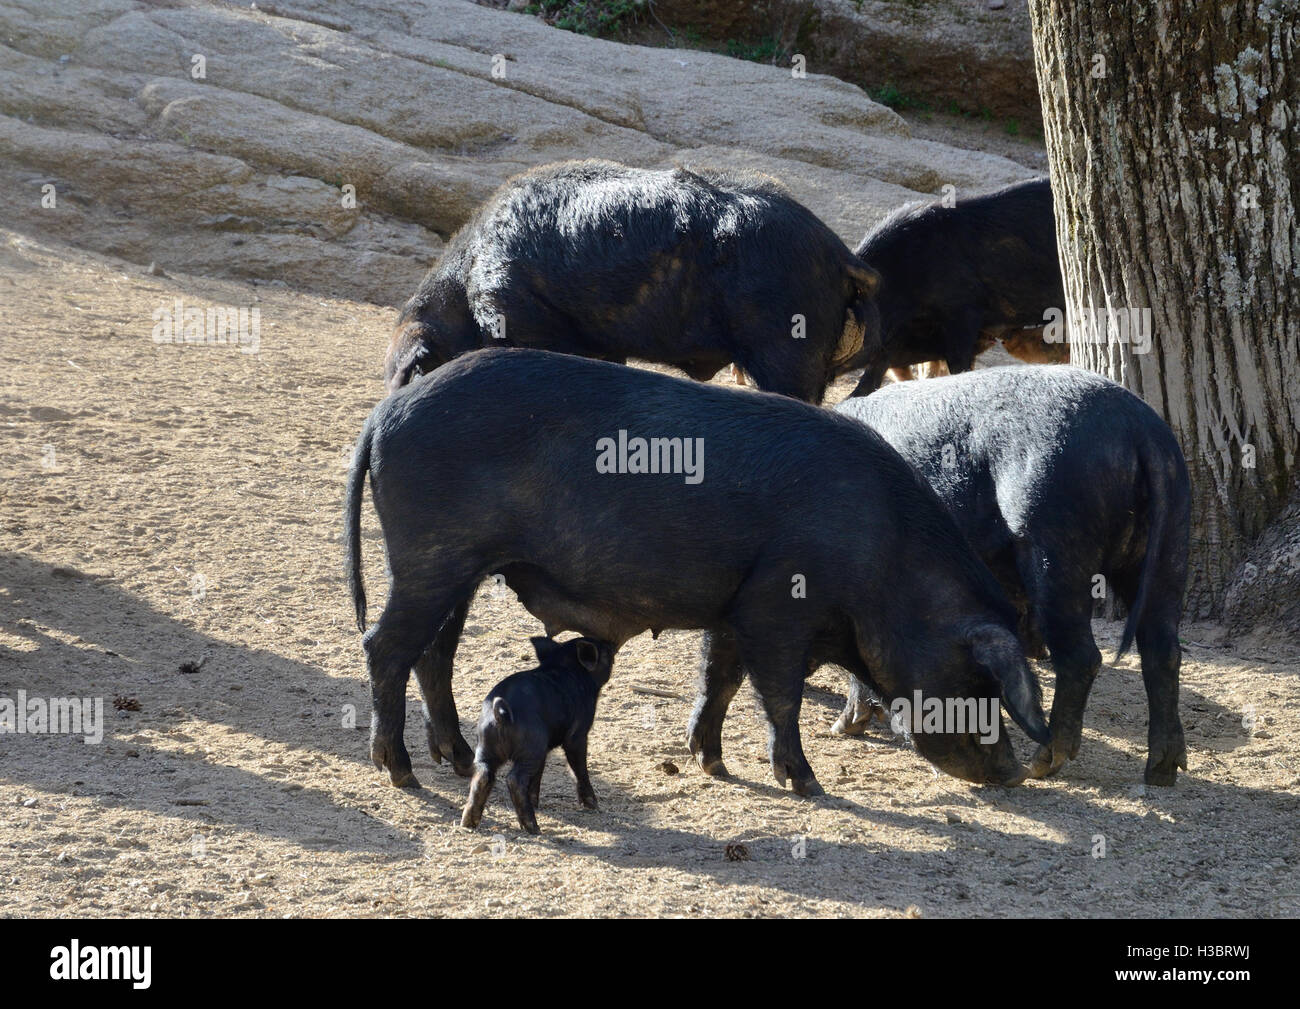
[1026, 1, 1299, 620]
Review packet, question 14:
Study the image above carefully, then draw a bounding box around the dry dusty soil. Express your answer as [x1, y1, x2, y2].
[1, 230, 1298, 918]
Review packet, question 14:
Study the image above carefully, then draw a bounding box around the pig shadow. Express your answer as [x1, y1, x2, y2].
[455, 753, 1300, 916]
[4, 550, 1292, 915]
[457, 646, 1298, 915]
[0, 551, 422, 855]
[493, 724, 1299, 916]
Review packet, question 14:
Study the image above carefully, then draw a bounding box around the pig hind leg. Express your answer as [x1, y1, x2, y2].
[412, 597, 475, 776]
[1113, 571, 1187, 785]
[363, 587, 459, 788]
[460, 756, 497, 829]
[506, 754, 544, 834]
[686, 629, 745, 777]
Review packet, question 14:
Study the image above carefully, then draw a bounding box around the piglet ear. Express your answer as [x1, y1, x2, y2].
[530, 636, 559, 663]
[574, 639, 601, 672]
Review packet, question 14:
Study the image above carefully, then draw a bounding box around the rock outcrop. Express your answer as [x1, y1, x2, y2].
[645, 1, 1041, 128]
[0, 0, 1037, 305]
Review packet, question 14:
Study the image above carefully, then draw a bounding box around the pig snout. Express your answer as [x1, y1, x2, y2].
[913, 719, 1028, 786]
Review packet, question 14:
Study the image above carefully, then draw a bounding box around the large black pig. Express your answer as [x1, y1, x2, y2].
[345, 349, 1049, 797]
[847, 178, 1067, 395]
[833, 366, 1190, 785]
[386, 160, 881, 403]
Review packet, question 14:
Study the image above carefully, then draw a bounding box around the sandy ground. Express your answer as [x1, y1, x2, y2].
[1, 230, 1297, 919]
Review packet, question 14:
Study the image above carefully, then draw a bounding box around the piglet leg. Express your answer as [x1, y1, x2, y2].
[460, 761, 496, 829]
[564, 737, 598, 810]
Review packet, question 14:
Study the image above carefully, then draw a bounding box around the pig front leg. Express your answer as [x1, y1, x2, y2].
[726, 581, 824, 796]
[563, 736, 598, 810]
[686, 629, 745, 777]
[1026, 583, 1101, 780]
[752, 668, 823, 796]
[848, 356, 891, 397]
[939, 309, 983, 376]
[738, 634, 823, 797]
[528, 765, 542, 812]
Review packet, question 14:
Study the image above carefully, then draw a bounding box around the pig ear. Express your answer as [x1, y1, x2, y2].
[385, 322, 437, 392]
[574, 640, 601, 672]
[846, 260, 881, 297]
[968, 625, 1051, 745]
[530, 636, 559, 662]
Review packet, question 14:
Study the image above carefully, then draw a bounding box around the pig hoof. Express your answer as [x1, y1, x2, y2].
[580, 794, 599, 811]
[372, 740, 416, 785]
[1028, 743, 1067, 779]
[518, 817, 540, 835]
[774, 759, 824, 796]
[429, 733, 476, 777]
[444, 739, 476, 777]
[452, 749, 476, 777]
[460, 807, 481, 829]
[688, 735, 729, 777]
[832, 701, 887, 736]
[1144, 745, 1187, 786]
[999, 764, 1029, 787]
[830, 713, 862, 736]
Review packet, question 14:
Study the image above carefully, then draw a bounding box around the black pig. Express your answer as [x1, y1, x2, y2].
[461, 636, 614, 834]
[834, 366, 1190, 784]
[386, 159, 881, 403]
[847, 178, 1067, 394]
[345, 348, 1050, 798]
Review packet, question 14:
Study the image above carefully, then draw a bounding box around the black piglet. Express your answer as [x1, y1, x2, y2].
[461, 636, 614, 834]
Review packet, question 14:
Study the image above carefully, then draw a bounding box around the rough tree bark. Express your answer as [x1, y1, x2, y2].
[1026, 1, 1299, 624]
